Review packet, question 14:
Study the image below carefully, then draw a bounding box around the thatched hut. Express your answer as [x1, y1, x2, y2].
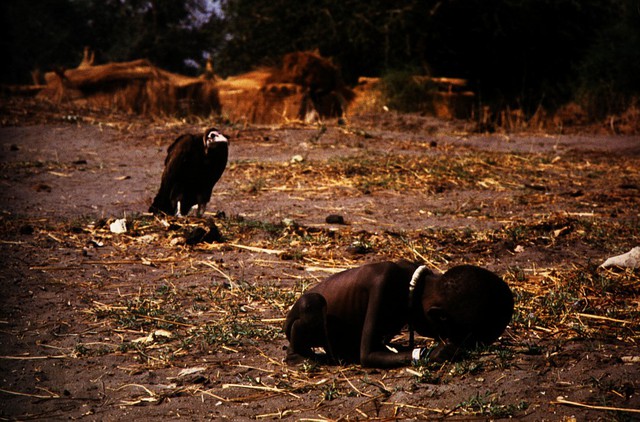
[216, 51, 353, 124]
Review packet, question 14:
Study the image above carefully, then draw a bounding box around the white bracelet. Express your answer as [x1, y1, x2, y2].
[412, 348, 422, 362]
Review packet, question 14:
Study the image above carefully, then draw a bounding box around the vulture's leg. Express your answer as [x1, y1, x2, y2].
[196, 203, 207, 217]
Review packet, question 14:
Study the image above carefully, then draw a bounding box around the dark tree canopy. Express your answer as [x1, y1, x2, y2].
[1, 0, 212, 81]
[2, 0, 638, 114]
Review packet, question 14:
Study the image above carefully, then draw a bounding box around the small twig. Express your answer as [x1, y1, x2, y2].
[236, 364, 277, 374]
[226, 243, 285, 255]
[84, 259, 139, 265]
[260, 317, 286, 323]
[255, 409, 297, 419]
[133, 313, 196, 328]
[90, 300, 127, 311]
[47, 233, 63, 242]
[339, 368, 372, 398]
[83, 258, 178, 265]
[381, 401, 446, 414]
[198, 388, 230, 402]
[30, 265, 84, 271]
[255, 347, 286, 367]
[575, 313, 632, 325]
[305, 266, 347, 274]
[112, 383, 156, 396]
[0, 240, 26, 245]
[399, 236, 444, 273]
[0, 354, 69, 360]
[0, 388, 59, 399]
[222, 383, 301, 399]
[355, 408, 369, 418]
[553, 396, 640, 414]
[199, 260, 235, 284]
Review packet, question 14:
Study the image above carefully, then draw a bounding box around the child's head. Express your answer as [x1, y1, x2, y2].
[418, 265, 514, 347]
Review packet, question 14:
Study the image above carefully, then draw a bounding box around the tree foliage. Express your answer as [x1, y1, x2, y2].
[1, 0, 212, 81]
[2, 0, 638, 113]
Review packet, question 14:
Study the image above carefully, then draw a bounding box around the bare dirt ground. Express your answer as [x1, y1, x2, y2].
[0, 97, 639, 421]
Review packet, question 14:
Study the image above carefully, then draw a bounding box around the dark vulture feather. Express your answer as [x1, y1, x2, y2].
[150, 128, 228, 216]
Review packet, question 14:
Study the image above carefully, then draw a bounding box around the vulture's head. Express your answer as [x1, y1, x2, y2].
[203, 128, 228, 149]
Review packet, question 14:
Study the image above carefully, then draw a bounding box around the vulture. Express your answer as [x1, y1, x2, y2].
[150, 128, 228, 217]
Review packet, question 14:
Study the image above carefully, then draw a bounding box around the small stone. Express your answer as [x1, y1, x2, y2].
[109, 218, 127, 234]
[325, 214, 345, 225]
[19, 224, 34, 235]
[282, 218, 296, 227]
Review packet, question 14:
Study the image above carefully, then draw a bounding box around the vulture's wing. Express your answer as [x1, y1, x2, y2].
[162, 134, 201, 184]
[150, 135, 201, 214]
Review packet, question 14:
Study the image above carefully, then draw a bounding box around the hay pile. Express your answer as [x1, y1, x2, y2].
[37, 59, 220, 116]
[216, 69, 307, 124]
[217, 51, 354, 124]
